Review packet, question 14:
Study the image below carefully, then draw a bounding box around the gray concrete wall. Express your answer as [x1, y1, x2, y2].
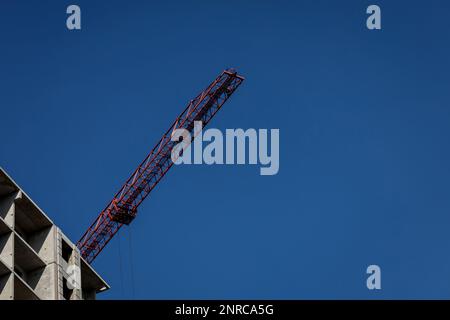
[0, 168, 109, 300]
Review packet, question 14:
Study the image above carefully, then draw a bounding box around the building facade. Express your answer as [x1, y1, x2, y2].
[0, 168, 109, 300]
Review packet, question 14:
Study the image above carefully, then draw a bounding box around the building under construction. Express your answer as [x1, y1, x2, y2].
[0, 168, 109, 300]
[0, 69, 243, 300]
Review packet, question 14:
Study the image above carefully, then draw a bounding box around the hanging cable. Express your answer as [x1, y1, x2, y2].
[117, 235, 125, 298]
[128, 226, 136, 298]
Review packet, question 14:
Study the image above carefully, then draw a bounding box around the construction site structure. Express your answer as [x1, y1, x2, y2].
[0, 168, 109, 300]
[0, 68, 243, 300]
[77, 69, 244, 264]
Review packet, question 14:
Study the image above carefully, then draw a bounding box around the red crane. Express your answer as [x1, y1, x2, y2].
[77, 69, 244, 263]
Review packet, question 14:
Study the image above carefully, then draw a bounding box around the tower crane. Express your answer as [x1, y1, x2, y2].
[77, 69, 244, 263]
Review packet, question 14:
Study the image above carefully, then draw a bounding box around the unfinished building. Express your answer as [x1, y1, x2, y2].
[0, 167, 109, 300]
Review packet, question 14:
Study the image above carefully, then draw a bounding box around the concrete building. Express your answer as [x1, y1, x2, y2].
[0, 168, 109, 300]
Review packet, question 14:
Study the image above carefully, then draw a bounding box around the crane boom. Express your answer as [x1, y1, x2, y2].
[77, 69, 244, 263]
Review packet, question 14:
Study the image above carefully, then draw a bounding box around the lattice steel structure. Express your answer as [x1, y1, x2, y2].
[77, 69, 244, 263]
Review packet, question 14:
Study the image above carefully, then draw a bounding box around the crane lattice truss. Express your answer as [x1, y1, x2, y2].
[77, 69, 244, 263]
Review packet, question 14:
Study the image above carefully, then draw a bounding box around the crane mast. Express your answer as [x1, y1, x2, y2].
[77, 69, 244, 263]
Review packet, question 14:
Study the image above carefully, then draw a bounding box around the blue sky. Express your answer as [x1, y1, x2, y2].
[1, 0, 450, 299]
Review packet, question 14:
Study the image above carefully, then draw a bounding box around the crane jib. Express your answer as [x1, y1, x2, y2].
[76, 69, 244, 264]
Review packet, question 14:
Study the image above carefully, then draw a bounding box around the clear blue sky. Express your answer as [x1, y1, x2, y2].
[1, 0, 450, 299]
